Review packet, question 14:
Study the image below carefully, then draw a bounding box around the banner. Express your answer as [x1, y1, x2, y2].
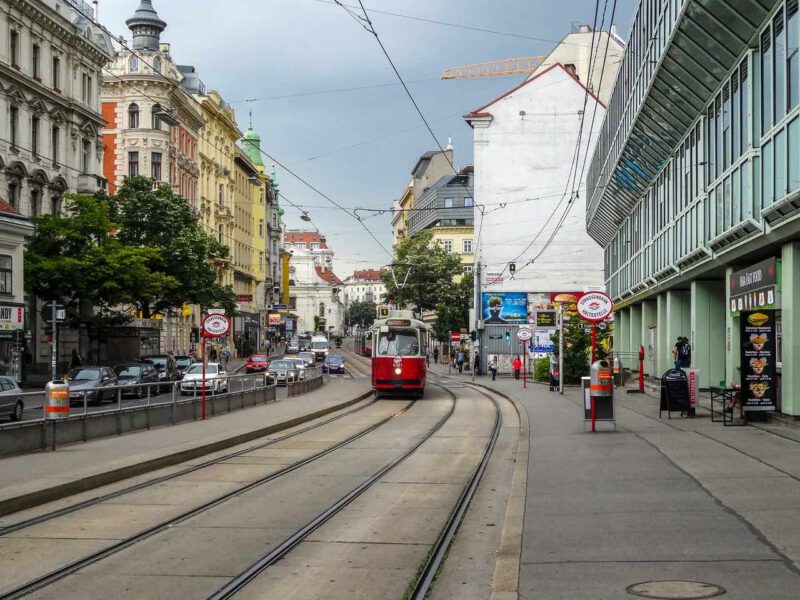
[740, 310, 777, 412]
[729, 258, 778, 315]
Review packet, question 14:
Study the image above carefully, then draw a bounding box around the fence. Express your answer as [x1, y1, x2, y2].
[287, 365, 325, 397]
[0, 373, 276, 456]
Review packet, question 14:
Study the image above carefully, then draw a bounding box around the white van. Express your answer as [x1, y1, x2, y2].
[311, 335, 330, 360]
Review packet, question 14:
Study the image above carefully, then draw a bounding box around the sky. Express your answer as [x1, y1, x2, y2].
[98, 0, 638, 277]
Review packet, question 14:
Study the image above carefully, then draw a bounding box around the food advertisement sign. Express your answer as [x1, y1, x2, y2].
[729, 258, 779, 315]
[740, 310, 777, 412]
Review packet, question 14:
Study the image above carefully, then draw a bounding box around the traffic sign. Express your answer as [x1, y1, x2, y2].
[202, 314, 230, 338]
[516, 326, 533, 342]
[577, 292, 614, 323]
[450, 331, 461, 343]
[41, 303, 66, 324]
[207, 308, 226, 315]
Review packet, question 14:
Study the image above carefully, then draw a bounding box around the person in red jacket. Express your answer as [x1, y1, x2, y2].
[512, 356, 522, 380]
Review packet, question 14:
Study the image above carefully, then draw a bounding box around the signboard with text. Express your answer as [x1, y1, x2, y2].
[534, 310, 557, 328]
[729, 257, 778, 315]
[740, 310, 777, 412]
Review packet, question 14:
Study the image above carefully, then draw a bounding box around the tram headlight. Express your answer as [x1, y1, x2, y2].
[394, 367, 402, 375]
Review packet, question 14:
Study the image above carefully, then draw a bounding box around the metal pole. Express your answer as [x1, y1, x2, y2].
[522, 339, 527, 389]
[50, 302, 57, 380]
[558, 306, 564, 395]
[201, 336, 207, 420]
[591, 323, 597, 364]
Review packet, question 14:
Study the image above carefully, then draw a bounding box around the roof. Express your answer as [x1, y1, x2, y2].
[284, 231, 328, 249]
[464, 63, 605, 122]
[411, 150, 448, 178]
[0, 200, 22, 217]
[347, 269, 383, 282]
[315, 266, 343, 286]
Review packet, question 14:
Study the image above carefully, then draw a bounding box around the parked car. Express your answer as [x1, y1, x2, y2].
[0, 376, 24, 421]
[180, 363, 229, 395]
[245, 354, 270, 373]
[68, 366, 119, 405]
[113, 362, 160, 398]
[141, 354, 179, 391]
[323, 355, 345, 374]
[297, 351, 316, 367]
[174, 356, 195, 378]
[266, 359, 300, 386]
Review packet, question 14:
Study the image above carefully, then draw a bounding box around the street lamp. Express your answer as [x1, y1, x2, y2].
[300, 212, 311, 222]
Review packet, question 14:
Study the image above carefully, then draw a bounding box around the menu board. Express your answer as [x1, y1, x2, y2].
[740, 310, 777, 412]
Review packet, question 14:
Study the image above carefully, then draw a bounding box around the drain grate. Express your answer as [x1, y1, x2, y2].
[626, 580, 726, 599]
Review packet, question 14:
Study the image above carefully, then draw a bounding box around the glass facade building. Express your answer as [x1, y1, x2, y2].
[587, 0, 800, 416]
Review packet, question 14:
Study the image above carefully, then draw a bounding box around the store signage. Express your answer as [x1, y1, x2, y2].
[729, 258, 778, 314]
[484, 271, 504, 284]
[202, 314, 230, 338]
[577, 292, 614, 322]
[740, 310, 777, 412]
[0, 306, 24, 331]
[271, 304, 288, 312]
[534, 310, 557, 328]
[268, 314, 283, 326]
[207, 308, 226, 315]
[236, 294, 253, 303]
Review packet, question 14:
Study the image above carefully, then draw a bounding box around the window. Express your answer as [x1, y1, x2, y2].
[30, 189, 40, 218]
[0, 256, 11, 294]
[790, 118, 800, 193]
[31, 116, 39, 156]
[128, 103, 139, 129]
[129, 55, 139, 73]
[289, 296, 297, 310]
[81, 73, 92, 104]
[259, 252, 264, 270]
[52, 55, 60, 90]
[464, 197, 473, 207]
[776, 128, 787, 200]
[444, 198, 453, 208]
[10, 29, 19, 67]
[151, 152, 162, 181]
[82, 139, 91, 173]
[51, 195, 61, 215]
[789, 0, 799, 111]
[151, 104, 162, 129]
[762, 29, 773, 136]
[32, 43, 40, 79]
[259, 219, 264, 236]
[218, 183, 224, 206]
[7, 182, 18, 208]
[762, 140, 774, 208]
[218, 224, 224, 245]
[128, 151, 139, 177]
[9, 106, 19, 147]
[442, 239, 453, 253]
[463, 239, 473, 253]
[272, 212, 278, 227]
[153, 57, 162, 73]
[51, 126, 59, 163]
[774, 12, 786, 123]
[319, 303, 325, 317]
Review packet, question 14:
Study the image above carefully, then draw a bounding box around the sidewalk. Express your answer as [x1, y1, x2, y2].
[448, 368, 800, 599]
[0, 377, 371, 517]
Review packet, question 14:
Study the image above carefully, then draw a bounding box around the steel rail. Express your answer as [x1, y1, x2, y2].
[408, 386, 503, 599]
[0, 396, 413, 600]
[206, 383, 459, 600]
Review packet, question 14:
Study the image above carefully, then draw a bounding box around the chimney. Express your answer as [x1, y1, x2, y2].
[446, 136, 453, 151]
[564, 63, 579, 80]
[579, 24, 591, 33]
[610, 24, 619, 39]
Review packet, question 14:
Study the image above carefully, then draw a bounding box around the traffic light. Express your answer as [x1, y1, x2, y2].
[504, 331, 511, 342]
[470, 331, 477, 341]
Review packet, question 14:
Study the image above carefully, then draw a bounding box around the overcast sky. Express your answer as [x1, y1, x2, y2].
[99, 0, 637, 277]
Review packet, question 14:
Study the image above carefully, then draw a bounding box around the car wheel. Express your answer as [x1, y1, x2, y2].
[10, 400, 23, 421]
[136, 386, 144, 399]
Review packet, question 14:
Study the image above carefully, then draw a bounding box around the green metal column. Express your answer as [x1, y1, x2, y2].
[657, 293, 668, 375]
[724, 266, 740, 386]
[629, 304, 642, 372]
[641, 300, 657, 376]
[666, 291, 690, 369]
[781, 242, 800, 416]
[691, 281, 726, 388]
[617, 307, 630, 359]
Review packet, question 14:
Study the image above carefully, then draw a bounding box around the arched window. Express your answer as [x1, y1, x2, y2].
[128, 103, 139, 128]
[128, 55, 139, 73]
[319, 303, 325, 317]
[153, 57, 161, 73]
[151, 104, 161, 129]
[51, 194, 62, 215]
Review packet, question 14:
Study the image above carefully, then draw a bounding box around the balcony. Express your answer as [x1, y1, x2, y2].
[76, 174, 106, 194]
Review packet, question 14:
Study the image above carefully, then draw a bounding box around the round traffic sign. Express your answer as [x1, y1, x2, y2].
[577, 292, 614, 323]
[516, 327, 532, 341]
[202, 314, 230, 338]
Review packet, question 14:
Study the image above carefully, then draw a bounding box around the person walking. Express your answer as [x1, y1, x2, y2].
[680, 336, 692, 367]
[433, 347, 439, 364]
[209, 346, 218, 362]
[490, 355, 498, 381]
[426, 349, 431, 367]
[69, 349, 82, 371]
[473, 351, 481, 376]
[672, 337, 685, 369]
[512, 355, 522, 380]
[456, 350, 465, 374]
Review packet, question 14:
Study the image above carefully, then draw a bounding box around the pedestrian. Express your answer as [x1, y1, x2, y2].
[456, 350, 465, 373]
[69, 348, 82, 370]
[490, 355, 498, 381]
[222, 346, 231, 364]
[672, 337, 685, 369]
[512, 355, 522, 380]
[426, 349, 431, 367]
[209, 346, 218, 362]
[473, 351, 480, 375]
[680, 336, 692, 367]
[433, 347, 439, 364]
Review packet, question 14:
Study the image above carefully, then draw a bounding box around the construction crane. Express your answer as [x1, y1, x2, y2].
[441, 56, 547, 80]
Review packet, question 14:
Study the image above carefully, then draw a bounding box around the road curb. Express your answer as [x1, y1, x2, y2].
[0, 390, 374, 518]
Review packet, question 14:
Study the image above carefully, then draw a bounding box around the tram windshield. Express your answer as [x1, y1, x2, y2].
[377, 331, 419, 356]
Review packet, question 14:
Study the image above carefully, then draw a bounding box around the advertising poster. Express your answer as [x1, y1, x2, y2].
[482, 292, 529, 324]
[729, 258, 779, 315]
[740, 310, 777, 412]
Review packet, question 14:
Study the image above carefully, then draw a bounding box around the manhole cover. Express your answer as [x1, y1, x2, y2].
[626, 580, 726, 599]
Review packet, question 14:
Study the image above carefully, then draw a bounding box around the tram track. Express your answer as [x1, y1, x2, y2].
[0, 397, 417, 600]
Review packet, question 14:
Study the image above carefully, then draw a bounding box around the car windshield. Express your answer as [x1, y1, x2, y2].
[377, 331, 419, 356]
[311, 341, 327, 349]
[186, 364, 217, 375]
[69, 368, 102, 381]
[143, 357, 167, 366]
[249, 355, 268, 363]
[176, 358, 192, 367]
[114, 365, 141, 377]
[328, 356, 343, 364]
[270, 360, 293, 369]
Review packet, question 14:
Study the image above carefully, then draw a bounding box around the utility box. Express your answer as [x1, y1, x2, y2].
[44, 380, 70, 420]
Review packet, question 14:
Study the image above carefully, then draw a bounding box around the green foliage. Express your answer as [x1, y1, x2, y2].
[382, 230, 464, 316]
[552, 319, 612, 384]
[534, 357, 550, 382]
[345, 300, 377, 329]
[432, 272, 473, 342]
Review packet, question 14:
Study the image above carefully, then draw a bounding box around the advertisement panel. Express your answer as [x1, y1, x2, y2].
[729, 258, 779, 315]
[481, 292, 529, 324]
[740, 310, 777, 412]
[268, 314, 283, 326]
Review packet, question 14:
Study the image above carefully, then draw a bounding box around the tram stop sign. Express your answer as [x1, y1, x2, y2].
[202, 314, 230, 338]
[516, 326, 533, 342]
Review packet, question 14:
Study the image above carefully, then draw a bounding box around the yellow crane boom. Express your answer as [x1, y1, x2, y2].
[441, 56, 547, 80]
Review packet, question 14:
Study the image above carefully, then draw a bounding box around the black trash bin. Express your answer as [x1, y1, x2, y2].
[659, 368, 693, 418]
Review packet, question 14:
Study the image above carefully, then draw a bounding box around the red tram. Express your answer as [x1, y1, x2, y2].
[370, 311, 432, 398]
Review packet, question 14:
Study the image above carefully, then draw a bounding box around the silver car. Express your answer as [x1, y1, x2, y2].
[0, 376, 23, 421]
[266, 359, 300, 386]
[297, 351, 316, 367]
[285, 357, 307, 380]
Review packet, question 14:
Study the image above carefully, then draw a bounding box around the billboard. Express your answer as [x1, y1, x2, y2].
[481, 292, 529, 324]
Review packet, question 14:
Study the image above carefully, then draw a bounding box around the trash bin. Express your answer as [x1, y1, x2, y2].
[44, 380, 70, 420]
[659, 369, 691, 419]
[585, 360, 614, 426]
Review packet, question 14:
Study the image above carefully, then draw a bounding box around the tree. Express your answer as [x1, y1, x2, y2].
[110, 176, 236, 317]
[382, 230, 464, 315]
[552, 319, 612, 384]
[345, 300, 377, 329]
[432, 273, 472, 342]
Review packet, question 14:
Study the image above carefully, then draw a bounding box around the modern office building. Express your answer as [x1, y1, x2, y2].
[586, 0, 800, 416]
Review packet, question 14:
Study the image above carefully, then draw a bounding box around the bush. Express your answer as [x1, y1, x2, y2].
[534, 357, 550, 382]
